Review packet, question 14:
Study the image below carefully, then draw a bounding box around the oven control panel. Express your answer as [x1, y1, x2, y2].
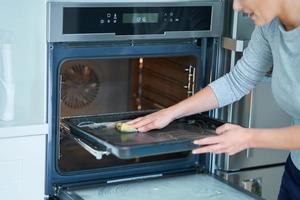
[63, 7, 212, 35]
[48, 2, 224, 42]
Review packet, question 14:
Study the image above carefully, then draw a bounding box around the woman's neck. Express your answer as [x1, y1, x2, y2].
[278, 0, 300, 31]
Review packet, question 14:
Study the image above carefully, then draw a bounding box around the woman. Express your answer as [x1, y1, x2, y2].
[128, 0, 300, 199]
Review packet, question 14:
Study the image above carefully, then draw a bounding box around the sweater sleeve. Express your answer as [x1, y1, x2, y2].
[209, 26, 273, 107]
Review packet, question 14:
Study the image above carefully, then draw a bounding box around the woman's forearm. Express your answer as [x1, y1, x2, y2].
[249, 125, 300, 150]
[166, 86, 219, 120]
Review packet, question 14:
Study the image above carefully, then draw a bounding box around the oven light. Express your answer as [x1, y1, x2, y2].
[139, 58, 143, 65]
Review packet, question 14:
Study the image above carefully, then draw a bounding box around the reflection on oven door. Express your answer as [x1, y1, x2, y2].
[216, 165, 285, 200]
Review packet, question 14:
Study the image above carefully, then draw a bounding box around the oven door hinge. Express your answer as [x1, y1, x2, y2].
[49, 185, 62, 200]
[60, 123, 110, 160]
[70, 134, 111, 160]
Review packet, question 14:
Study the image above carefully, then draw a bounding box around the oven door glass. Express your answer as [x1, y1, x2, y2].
[58, 174, 259, 200]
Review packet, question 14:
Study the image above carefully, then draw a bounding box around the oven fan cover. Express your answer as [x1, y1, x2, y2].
[61, 63, 100, 109]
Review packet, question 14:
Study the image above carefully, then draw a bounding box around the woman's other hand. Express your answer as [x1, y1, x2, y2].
[192, 123, 253, 155]
[127, 109, 175, 132]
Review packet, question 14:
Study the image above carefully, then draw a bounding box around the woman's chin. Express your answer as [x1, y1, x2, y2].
[252, 16, 274, 26]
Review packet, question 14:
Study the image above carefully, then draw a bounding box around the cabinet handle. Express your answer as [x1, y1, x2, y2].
[222, 37, 249, 52]
[246, 91, 254, 158]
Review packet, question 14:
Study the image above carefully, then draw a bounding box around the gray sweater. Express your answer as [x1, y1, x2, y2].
[209, 18, 300, 170]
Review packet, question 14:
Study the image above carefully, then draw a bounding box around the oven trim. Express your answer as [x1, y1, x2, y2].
[47, 1, 224, 42]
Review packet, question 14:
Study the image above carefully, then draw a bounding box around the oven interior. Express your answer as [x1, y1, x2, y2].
[60, 56, 197, 117]
[58, 55, 202, 173]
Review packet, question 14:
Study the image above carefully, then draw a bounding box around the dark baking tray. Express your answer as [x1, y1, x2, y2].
[62, 111, 224, 159]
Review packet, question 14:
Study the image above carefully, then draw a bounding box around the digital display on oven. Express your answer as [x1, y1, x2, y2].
[62, 6, 213, 35]
[123, 13, 159, 23]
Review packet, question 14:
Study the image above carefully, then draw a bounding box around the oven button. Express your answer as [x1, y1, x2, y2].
[136, 17, 142, 23]
[107, 19, 111, 23]
[113, 13, 117, 19]
[170, 18, 173, 22]
[164, 18, 168, 22]
[142, 17, 147, 23]
[175, 18, 180, 22]
[170, 12, 174, 16]
[107, 13, 111, 18]
[113, 19, 117, 24]
[100, 19, 105, 24]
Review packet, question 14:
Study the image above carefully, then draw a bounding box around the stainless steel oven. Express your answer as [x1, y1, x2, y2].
[46, 1, 261, 199]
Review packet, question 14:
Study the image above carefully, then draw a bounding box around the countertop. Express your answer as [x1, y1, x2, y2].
[0, 115, 48, 138]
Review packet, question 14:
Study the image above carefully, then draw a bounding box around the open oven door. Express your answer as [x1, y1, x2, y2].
[58, 174, 261, 200]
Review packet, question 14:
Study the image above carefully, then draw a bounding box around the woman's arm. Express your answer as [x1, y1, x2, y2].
[250, 125, 300, 150]
[128, 86, 219, 132]
[130, 25, 274, 132]
[193, 124, 300, 155]
[166, 86, 219, 119]
[209, 26, 273, 107]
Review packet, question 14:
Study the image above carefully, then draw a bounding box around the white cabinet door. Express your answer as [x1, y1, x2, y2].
[0, 0, 47, 126]
[0, 135, 46, 200]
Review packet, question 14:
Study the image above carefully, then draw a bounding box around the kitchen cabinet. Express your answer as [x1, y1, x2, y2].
[0, 1, 48, 200]
[0, 0, 47, 126]
[0, 132, 47, 200]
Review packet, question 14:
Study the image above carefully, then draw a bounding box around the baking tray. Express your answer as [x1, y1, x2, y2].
[62, 111, 224, 159]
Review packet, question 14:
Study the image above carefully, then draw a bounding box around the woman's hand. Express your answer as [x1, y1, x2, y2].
[127, 109, 175, 132]
[192, 123, 253, 155]
[127, 86, 219, 133]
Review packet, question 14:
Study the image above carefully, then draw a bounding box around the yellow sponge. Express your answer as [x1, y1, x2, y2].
[115, 122, 138, 133]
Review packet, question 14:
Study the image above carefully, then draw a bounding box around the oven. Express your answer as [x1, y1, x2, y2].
[46, 1, 261, 199]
